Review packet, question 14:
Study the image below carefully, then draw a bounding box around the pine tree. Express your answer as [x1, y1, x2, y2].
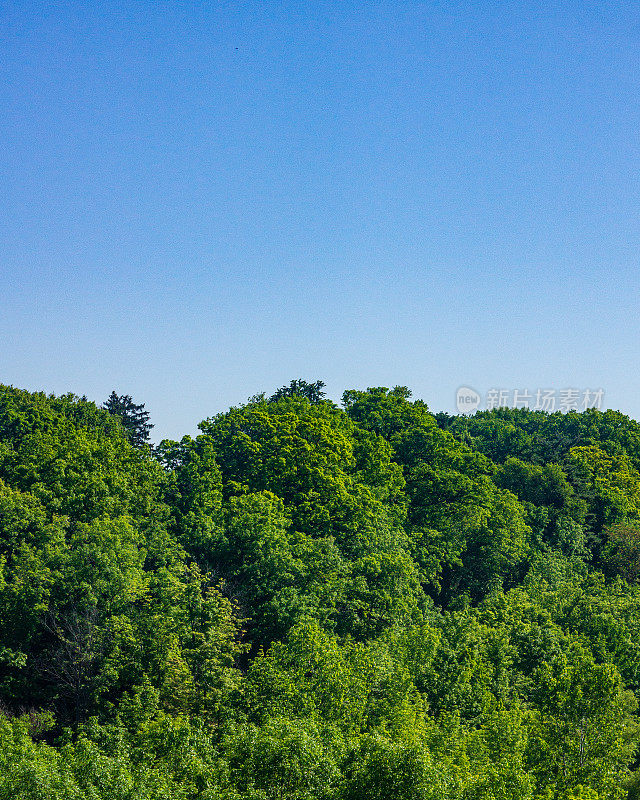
[102, 391, 153, 447]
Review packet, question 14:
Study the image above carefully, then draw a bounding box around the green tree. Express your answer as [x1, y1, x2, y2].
[269, 379, 328, 404]
[224, 716, 342, 800]
[602, 524, 640, 583]
[527, 642, 637, 798]
[198, 396, 422, 637]
[103, 391, 153, 448]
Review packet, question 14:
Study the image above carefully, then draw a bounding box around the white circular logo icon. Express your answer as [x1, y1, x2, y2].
[456, 386, 480, 414]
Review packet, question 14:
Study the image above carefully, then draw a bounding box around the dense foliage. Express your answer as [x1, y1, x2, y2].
[2, 382, 640, 798]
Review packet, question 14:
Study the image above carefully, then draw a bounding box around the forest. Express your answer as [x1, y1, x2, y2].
[3, 380, 640, 799]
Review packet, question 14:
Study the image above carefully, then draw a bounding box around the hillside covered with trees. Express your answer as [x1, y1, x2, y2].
[3, 381, 640, 799]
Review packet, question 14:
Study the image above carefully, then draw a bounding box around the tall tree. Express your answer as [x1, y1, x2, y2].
[103, 391, 153, 447]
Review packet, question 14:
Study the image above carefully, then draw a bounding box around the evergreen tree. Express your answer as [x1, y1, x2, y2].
[103, 391, 153, 447]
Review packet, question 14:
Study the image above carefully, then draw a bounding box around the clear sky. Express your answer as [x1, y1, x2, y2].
[1, 1, 639, 441]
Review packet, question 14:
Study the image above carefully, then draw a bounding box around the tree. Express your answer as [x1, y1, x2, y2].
[102, 392, 153, 447]
[341, 735, 450, 800]
[527, 642, 637, 797]
[224, 716, 342, 800]
[197, 397, 421, 638]
[269, 379, 327, 404]
[602, 523, 640, 583]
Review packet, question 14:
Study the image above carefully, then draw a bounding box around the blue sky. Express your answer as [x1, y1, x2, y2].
[1, 1, 639, 440]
